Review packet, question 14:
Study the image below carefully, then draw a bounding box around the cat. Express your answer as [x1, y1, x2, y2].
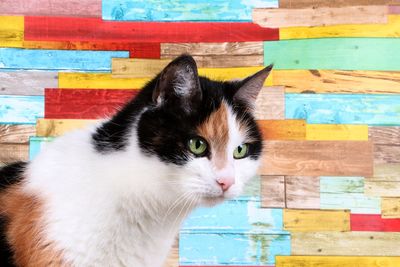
[0, 55, 272, 267]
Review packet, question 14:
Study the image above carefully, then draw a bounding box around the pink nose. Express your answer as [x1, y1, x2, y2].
[217, 177, 235, 192]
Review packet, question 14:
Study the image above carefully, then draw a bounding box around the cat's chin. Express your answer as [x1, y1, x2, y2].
[200, 196, 228, 207]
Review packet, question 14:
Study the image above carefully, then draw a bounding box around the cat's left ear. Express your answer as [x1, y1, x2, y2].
[233, 64, 273, 110]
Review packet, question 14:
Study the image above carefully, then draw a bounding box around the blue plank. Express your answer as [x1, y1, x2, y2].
[285, 93, 400, 126]
[0, 95, 44, 124]
[0, 48, 129, 72]
[103, 0, 278, 21]
[29, 137, 54, 160]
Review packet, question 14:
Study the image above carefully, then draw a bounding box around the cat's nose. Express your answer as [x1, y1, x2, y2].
[216, 177, 235, 192]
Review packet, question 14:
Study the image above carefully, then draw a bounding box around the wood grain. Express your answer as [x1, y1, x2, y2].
[0, 125, 36, 143]
[253, 6, 387, 28]
[365, 164, 400, 198]
[161, 42, 264, 56]
[0, 143, 29, 164]
[273, 70, 400, 94]
[279, 0, 399, 8]
[254, 86, 284, 120]
[351, 214, 400, 232]
[258, 120, 306, 140]
[306, 124, 368, 141]
[261, 175, 285, 208]
[382, 198, 400, 218]
[0, 16, 24, 48]
[291, 231, 400, 256]
[373, 145, 400, 164]
[0, 95, 44, 124]
[36, 119, 97, 137]
[283, 209, 350, 232]
[0, 71, 58, 96]
[276, 256, 400, 267]
[286, 176, 320, 209]
[260, 141, 374, 176]
[59, 73, 147, 89]
[369, 127, 400, 145]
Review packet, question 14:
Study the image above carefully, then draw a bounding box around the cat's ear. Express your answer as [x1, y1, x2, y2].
[152, 54, 202, 112]
[233, 64, 273, 110]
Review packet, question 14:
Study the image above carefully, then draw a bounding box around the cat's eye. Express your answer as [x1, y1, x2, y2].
[188, 137, 208, 156]
[233, 144, 249, 159]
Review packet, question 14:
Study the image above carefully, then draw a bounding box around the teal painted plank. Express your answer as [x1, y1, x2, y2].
[179, 232, 290, 266]
[0, 48, 129, 72]
[264, 38, 400, 70]
[103, 0, 278, 21]
[0, 95, 44, 124]
[285, 93, 400, 126]
[320, 177, 364, 194]
[29, 136, 54, 160]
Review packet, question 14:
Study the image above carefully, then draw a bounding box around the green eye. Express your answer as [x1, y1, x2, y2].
[233, 144, 249, 159]
[188, 137, 208, 156]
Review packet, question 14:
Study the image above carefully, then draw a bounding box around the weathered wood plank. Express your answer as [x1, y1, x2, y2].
[0, 125, 36, 143]
[320, 176, 365, 194]
[265, 38, 400, 70]
[279, 0, 398, 8]
[285, 93, 400, 126]
[59, 73, 147, 89]
[369, 127, 400, 145]
[276, 256, 400, 267]
[306, 124, 368, 141]
[291, 231, 400, 256]
[261, 175, 285, 208]
[374, 145, 400, 164]
[253, 6, 387, 28]
[36, 119, 97, 137]
[273, 70, 400, 94]
[0, 71, 58, 96]
[0, 143, 29, 164]
[365, 164, 400, 197]
[161, 42, 264, 56]
[0, 0, 101, 17]
[258, 120, 306, 140]
[390, 5, 400, 13]
[285, 176, 320, 209]
[351, 214, 400, 232]
[283, 209, 350, 232]
[0, 48, 128, 71]
[0, 16, 24, 48]
[0, 95, 44, 124]
[254, 86, 284, 120]
[260, 141, 374, 176]
[382, 198, 400, 218]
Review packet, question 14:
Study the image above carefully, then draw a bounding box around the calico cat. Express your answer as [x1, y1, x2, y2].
[0, 55, 272, 267]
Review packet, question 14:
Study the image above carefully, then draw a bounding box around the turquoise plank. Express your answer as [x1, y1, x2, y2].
[285, 93, 400, 126]
[0, 48, 129, 72]
[0, 95, 44, 124]
[103, 0, 278, 21]
[264, 38, 400, 70]
[320, 177, 364, 194]
[179, 232, 290, 266]
[29, 137, 54, 160]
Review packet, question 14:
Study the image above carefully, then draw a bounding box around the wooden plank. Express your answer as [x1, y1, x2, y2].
[0, 125, 36, 143]
[59, 73, 147, 89]
[276, 256, 400, 267]
[285, 93, 400, 126]
[286, 176, 320, 209]
[258, 120, 306, 140]
[283, 209, 350, 232]
[369, 127, 400, 145]
[351, 214, 400, 231]
[0, 48, 128, 71]
[265, 38, 400, 70]
[25, 16, 279, 43]
[254, 86, 284, 120]
[280, 15, 400, 39]
[382, 198, 400, 218]
[103, 0, 277, 21]
[45, 89, 138, 119]
[0, 0, 101, 17]
[0, 143, 29, 164]
[320, 176, 365, 194]
[366, 164, 400, 197]
[0, 71, 58, 96]
[253, 6, 387, 28]
[260, 141, 374, 176]
[261, 175, 285, 208]
[374, 144, 400, 164]
[161, 42, 264, 56]
[279, 0, 398, 8]
[291, 231, 400, 256]
[390, 5, 400, 13]
[29, 137, 54, 160]
[273, 70, 400, 94]
[0, 95, 44, 124]
[306, 124, 368, 141]
[193, 55, 264, 68]
[0, 16, 23, 48]
[36, 119, 97, 137]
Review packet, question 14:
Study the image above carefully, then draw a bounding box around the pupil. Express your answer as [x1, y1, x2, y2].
[238, 146, 242, 153]
[196, 140, 201, 149]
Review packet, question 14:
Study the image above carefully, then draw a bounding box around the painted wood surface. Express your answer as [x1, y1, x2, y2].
[0, 143, 29, 164]
[253, 6, 387, 28]
[254, 87, 285, 120]
[285, 93, 400, 126]
[0, 0, 101, 17]
[103, 0, 278, 21]
[306, 124, 368, 141]
[260, 141, 374, 176]
[59, 73, 146, 89]
[276, 256, 400, 267]
[273, 70, 400, 94]
[258, 120, 306, 140]
[265, 38, 400, 71]
[29, 137, 54, 160]
[0, 125, 36, 143]
[283, 209, 350, 232]
[369, 127, 400, 145]
[280, 15, 400, 39]
[279, 0, 398, 8]
[291, 231, 400, 256]
[351, 214, 400, 232]
[261, 176, 285, 208]
[382, 198, 400, 218]
[390, 5, 400, 13]
[36, 119, 97, 137]
[366, 163, 400, 198]
[161, 42, 263, 56]
[45, 89, 138, 119]
[0, 16, 24, 48]
[0, 71, 58, 96]
[286, 176, 320, 209]
[25, 17, 279, 43]
[0, 95, 44, 124]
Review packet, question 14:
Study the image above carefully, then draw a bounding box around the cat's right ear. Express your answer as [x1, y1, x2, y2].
[152, 55, 202, 112]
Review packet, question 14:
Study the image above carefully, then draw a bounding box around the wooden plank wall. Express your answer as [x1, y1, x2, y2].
[1, 0, 400, 266]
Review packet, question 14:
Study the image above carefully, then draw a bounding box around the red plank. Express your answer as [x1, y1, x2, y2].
[351, 214, 400, 232]
[25, 16, 279, 43]
[45, 89, 138, 119]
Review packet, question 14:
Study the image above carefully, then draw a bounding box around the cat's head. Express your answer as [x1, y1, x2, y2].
[136, 55, 272, 206]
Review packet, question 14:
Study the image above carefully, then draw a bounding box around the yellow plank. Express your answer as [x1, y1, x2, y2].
[281, 15, 400, 39]
[200, 66, 273, 85]
[276, 256, 400, 267]
[306, 124, 368, 140]
[0, 16, 24, 48]
[59, 73, 150, 89]
[382, 197, 400, 218]
[36, 119, 98, 137]
[258, 119, 306, 140]
[283, 209, 350, 232]
[112, 58, 171, 78]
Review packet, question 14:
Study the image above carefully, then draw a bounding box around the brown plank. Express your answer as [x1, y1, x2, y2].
[261, 175, 285, 208]
[382, 197, 400, 218]
[279, 0, 399, 8]
[0, 143, 29, 164]
[374, 145, 400, 164]
[369, 126, 400, 146]
[192, 55, 263, 68]
[258, 120, 306, 140]
[161, 42, 264, 56]
[260, 141, 374, 176]
[0, 125, 36, 144]
[254, 86, 285, 120]
[286, 176, 320, 209]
